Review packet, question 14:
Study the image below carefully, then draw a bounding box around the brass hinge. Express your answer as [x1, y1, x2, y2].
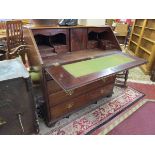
[65, 89, 74, 95]
[102, 77, 106, 83]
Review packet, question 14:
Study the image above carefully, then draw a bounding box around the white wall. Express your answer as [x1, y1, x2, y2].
[78, 19, 105, 26]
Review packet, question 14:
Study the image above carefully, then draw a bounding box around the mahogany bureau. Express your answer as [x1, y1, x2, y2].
[24, 25, 146, 126]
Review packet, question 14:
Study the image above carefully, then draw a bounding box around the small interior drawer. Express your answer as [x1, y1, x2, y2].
[32, 29, 68, 36]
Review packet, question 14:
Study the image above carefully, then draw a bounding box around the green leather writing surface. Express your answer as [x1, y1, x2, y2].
[63, 54, 134, 78]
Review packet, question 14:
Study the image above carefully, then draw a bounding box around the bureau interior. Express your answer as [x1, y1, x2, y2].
[33, 27, 121, 59]
[87, 27, 121, 51]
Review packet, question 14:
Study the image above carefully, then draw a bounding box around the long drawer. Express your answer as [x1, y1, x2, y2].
[32, 29, 69, 36]
[50, 83, 114, 120]
[48, 76, 115, 107]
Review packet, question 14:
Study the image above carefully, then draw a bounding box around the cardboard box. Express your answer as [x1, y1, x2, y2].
[114, 23, 128, 36]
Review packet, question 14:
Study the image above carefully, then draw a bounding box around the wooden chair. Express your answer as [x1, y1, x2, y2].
[6, 20, 28, 64]
[0, 21, 6, 29]
[0, 21, 7, 52]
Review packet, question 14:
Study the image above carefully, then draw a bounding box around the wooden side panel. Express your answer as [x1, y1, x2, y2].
[23, 28, 43, 66]
[70, 28, 87, 51]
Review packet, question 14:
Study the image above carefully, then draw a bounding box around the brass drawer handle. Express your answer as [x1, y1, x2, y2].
[67, 103, 74, 109]
[0, 117, 7, 126]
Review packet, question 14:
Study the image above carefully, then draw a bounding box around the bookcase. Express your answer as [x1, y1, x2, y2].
[128, 19, 155, 74]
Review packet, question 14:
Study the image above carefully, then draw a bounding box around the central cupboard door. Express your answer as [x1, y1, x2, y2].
[70, 28, 87, 51]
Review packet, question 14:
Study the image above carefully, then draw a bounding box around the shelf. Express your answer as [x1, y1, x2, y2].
[145, 27, 155, 31]
[129, 20, 155, 75]
[133, 33, 140, 37]
[135, 25, 142, 28]
[142, 37, 155, 44]
[130, 40, 138, 45]
[127, 49, 136, 56]
[139, 46, 151, 55]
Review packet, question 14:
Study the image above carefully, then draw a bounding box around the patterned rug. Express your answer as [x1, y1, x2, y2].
[41, 87, 144, 135]
[91, 82, 155, 135]
[92, 99, 155, 135]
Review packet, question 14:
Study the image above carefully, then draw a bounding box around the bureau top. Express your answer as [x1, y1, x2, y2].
[24, 24, 110, 30]
[0, 58, 29, 82]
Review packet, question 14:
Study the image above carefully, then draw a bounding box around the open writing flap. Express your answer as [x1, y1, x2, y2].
[45, 51, 147, 92]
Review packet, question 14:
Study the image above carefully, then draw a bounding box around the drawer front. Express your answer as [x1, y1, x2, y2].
[49, 76, 115, 107]
[87, 40, 99, 49]
[85, 83, 114, 101]
[54, 45, 69, 53]
[50, 83, 114, 120]
[47, 80, 62, 94]
[32, 29, 68, 36]
[88, 27, 109, 33]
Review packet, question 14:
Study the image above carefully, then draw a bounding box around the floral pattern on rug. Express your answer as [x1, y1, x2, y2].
[45, 87, 144, 135]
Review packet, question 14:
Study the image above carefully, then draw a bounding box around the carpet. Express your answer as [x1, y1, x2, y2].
[42, 87, 144, 135]
[91, 82, 155, 135]
[128, 67, 151, 82]
[93, 99, 155, 135]
[128, 82, 155, 100]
